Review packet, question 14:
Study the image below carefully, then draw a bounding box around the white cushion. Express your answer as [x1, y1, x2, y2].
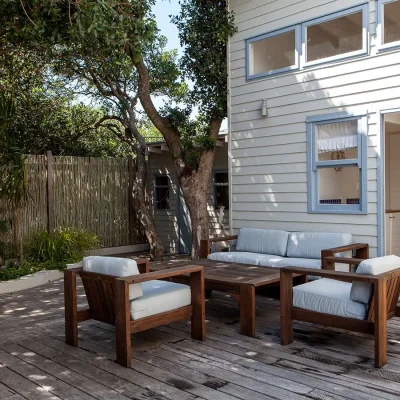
[293, 278, 368, 320]
[287, 232, 352, 259]
[236, 228, 289, 257]
[130, 280, 191, 320]
[82, 256, 143, 300]
[350, 255, 400, 304]
[274, 258, 321, 270]
[208, 252, 282, 266]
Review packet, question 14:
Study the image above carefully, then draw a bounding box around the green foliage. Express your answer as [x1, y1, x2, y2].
[0, 260, 66, 282]
[0, 219, 9, 263]
[25, 228, 99, 263]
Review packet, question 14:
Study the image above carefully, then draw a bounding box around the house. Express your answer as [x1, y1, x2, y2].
[147, 132, 229, 254]
[227, 0, 400, 258]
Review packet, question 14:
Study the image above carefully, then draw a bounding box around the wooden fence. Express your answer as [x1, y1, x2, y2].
[0, 153, 146, 248]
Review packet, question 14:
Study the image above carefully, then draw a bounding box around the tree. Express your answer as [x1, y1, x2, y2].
[0, 0, 236, 258]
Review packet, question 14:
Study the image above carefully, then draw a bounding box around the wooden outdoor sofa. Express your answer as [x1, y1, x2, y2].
[64, 257, 205, 368]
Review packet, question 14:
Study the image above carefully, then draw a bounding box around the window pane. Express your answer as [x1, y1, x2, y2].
[250, 30, 296, 75]
[214, 172, 228, 184]
[318, 166, 360, 205]
[317, 120, 358, 160]
[306, 11, 363, 62]
[156, 176, 169, 186]
[384, 0, 400, 44]
[156, 187, 169, 209]
[215, 186, 229, 210]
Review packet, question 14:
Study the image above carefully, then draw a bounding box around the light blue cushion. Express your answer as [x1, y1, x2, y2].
[208, 252, 282, 266]
[286, 232, 352, 260]
[274, 258, 321, 270]
[293, 278, 368, 320]
[236, 228, 289, 256]
[350, 255, 400, 304]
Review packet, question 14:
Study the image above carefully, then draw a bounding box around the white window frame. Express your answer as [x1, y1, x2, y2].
[377, 0, 400, 51]
[307, 112, 368, 215]
[246, 25, 301, 80]
[301, 4, 369, 68]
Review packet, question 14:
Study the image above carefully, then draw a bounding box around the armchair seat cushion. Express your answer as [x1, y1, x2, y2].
[208, 252, 284, 266]
[293, 278, 368, 320]
[83, 256, 143, 300]
[130, 280, 191, 320]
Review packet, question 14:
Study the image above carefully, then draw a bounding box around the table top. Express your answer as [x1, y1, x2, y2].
[149, 259, 282, 288]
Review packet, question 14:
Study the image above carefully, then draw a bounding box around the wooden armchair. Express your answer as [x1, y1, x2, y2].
[321, 243, 369, 271]
[199, 235, 238, 259]
[64, 257, 205, 368]
[280, 264, 400, 368]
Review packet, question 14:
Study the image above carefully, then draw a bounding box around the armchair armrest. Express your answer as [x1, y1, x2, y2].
[199, 235, 238, 259]
[322, 243, 369, 271]
[118, 265, 204, 284]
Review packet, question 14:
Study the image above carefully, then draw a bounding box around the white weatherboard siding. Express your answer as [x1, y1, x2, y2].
[148, 143, 229, 254]
[229, 0, 400, 257]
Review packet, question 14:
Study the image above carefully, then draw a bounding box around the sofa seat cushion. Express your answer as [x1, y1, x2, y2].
[208, 252, 283, 266]
[287, 232, 352, 259]
[274, 258, 321, 270]
[236, 228, 289, 257]
[350, 255, 400, 304]
[293, 278, 367, 320]
[83, 256, 143, 300]
[130, 280, 191, 320]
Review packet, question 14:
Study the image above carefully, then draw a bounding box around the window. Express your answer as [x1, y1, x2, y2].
[246, 26, 300, 79]
[246, 5, 368, 80]
[154, 175, 170, 210]
[307, 113, 368, 214]
[302, 5, 368, 67]
[378, 0, 400, 50]
[214, 172, 229, 210]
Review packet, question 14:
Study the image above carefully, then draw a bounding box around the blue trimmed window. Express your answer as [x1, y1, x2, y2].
[307, 113, 368, 214]
[246, 26, 300, 79]
[377, 0, 400, 51]
[246, 4, 368, 80]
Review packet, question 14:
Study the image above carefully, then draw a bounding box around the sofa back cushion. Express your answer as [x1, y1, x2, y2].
[83, 256, 143, 300]
[350, 255, 400, 304]
[236, 228, 289, 257]
[286, 232, 352, 260]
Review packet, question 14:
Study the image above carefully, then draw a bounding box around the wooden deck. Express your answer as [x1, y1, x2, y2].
[1, 270, 400, 399]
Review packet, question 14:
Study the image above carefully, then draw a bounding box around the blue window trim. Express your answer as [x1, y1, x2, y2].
[245, 3, 369, 81]
[376, 0, 400, 52]
[246, 25, 300, 80]
[301, 4, 369, 68]
[307, 112, 368, 215]
[154, 174, 170, 211]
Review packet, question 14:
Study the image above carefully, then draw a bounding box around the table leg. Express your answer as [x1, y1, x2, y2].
[240, 284, 256, 337]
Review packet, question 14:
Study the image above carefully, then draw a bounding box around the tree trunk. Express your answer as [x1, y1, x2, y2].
[132, 143, 164, 261]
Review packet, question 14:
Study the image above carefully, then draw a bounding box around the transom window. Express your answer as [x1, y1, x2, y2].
[246, 5, 368, 80]
[214, 172, 229, 210]
[307, 113, 368, 214]
[154, 175, 170, 210]
[378, 0, 400, 50]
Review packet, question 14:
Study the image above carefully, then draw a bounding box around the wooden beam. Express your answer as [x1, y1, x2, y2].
[46, 150, 55, 234]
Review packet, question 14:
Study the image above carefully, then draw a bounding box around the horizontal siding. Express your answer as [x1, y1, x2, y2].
[228, 0, 400, 257]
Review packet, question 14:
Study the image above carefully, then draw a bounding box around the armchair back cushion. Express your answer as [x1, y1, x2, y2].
[236, 228, 289, 257]
[350, 255, 400, 304]
[82, 256, 143, 300]
[286, 232, 352, 260]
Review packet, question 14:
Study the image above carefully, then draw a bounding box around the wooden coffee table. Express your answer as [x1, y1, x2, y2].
[150, 259, 306, 337]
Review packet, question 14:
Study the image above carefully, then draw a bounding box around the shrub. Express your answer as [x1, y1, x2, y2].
[0, 260, 66, 281]
[25, 228, 99, 263]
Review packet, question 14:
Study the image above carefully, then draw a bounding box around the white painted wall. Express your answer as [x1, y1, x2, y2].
[228, 0, 400, 257]
[148, 143, 229, 254]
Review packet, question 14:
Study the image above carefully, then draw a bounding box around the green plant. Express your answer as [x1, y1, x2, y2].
[0, 260, 66, 282]
[0, 219, 9, 265]
[25, 228, 99, 263]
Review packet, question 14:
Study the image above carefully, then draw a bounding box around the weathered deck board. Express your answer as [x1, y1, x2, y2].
[1, 274, 400, 400]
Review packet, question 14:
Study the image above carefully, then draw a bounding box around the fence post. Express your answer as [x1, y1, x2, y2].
[127, 156, 135, 245]
[46, 151, 55, 235]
